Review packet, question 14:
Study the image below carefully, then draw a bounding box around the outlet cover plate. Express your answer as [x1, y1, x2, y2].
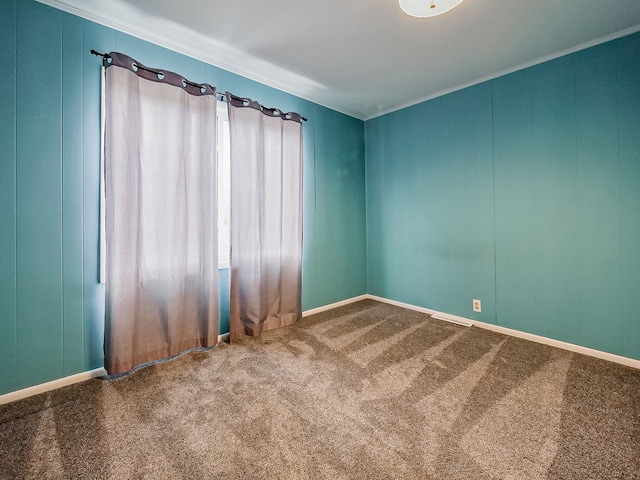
[473, 299, 482, 313]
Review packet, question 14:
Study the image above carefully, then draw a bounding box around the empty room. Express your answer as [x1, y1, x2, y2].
[1, 0, 640, 478]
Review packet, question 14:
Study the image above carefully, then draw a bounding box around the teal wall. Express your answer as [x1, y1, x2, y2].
[3, 0, 638, 398]
[366, 32, 640, 361]
[0, 0, 366, 395]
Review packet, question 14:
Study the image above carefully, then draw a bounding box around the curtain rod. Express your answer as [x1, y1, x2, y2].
[90, 50, 307, 122]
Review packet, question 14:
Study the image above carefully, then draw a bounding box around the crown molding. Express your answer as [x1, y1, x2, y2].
[34, 0, 358, 119]
[364, 23, 640, 121]
[34, 1, 640, 121]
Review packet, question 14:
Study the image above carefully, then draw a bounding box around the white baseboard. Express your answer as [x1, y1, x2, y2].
[4, 294, 637, 405]
[0, 368, 107, 406]
[0, 334, 235, 404]
[470, 318, 640, 370]
[367, 295, 640, 370]
[302, 294, 369, 317]
[367, 295, 474, 327]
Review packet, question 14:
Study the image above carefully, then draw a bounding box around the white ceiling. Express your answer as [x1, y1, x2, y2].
[41, 0, 640, 120]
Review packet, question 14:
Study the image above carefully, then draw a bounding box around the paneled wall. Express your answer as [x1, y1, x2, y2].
[4, 0, 637, 398]
[0, 0, 367, 395]
[366, 32, 640, 360]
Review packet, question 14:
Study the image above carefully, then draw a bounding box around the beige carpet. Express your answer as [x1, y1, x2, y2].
[1, 299, 639, 479]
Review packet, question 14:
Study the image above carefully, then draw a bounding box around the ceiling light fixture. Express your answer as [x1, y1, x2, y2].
[399, 0, 464, 18]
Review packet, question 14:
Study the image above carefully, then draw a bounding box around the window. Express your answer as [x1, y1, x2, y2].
[217, 103, 231, 270]
[99, 89, 232, 282]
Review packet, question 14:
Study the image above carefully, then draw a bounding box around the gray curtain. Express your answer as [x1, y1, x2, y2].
[104, 57, 218, 375]
[227, 95, 303, 341]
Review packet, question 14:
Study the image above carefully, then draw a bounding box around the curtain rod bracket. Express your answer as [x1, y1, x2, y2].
[91, 49, 110, 59]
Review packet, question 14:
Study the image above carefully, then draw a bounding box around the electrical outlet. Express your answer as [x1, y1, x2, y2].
[473, 299, 482, 313]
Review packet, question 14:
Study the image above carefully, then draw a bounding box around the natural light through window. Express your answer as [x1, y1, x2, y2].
[100, 91, 232, 282]
[217, 103, 231, 270]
